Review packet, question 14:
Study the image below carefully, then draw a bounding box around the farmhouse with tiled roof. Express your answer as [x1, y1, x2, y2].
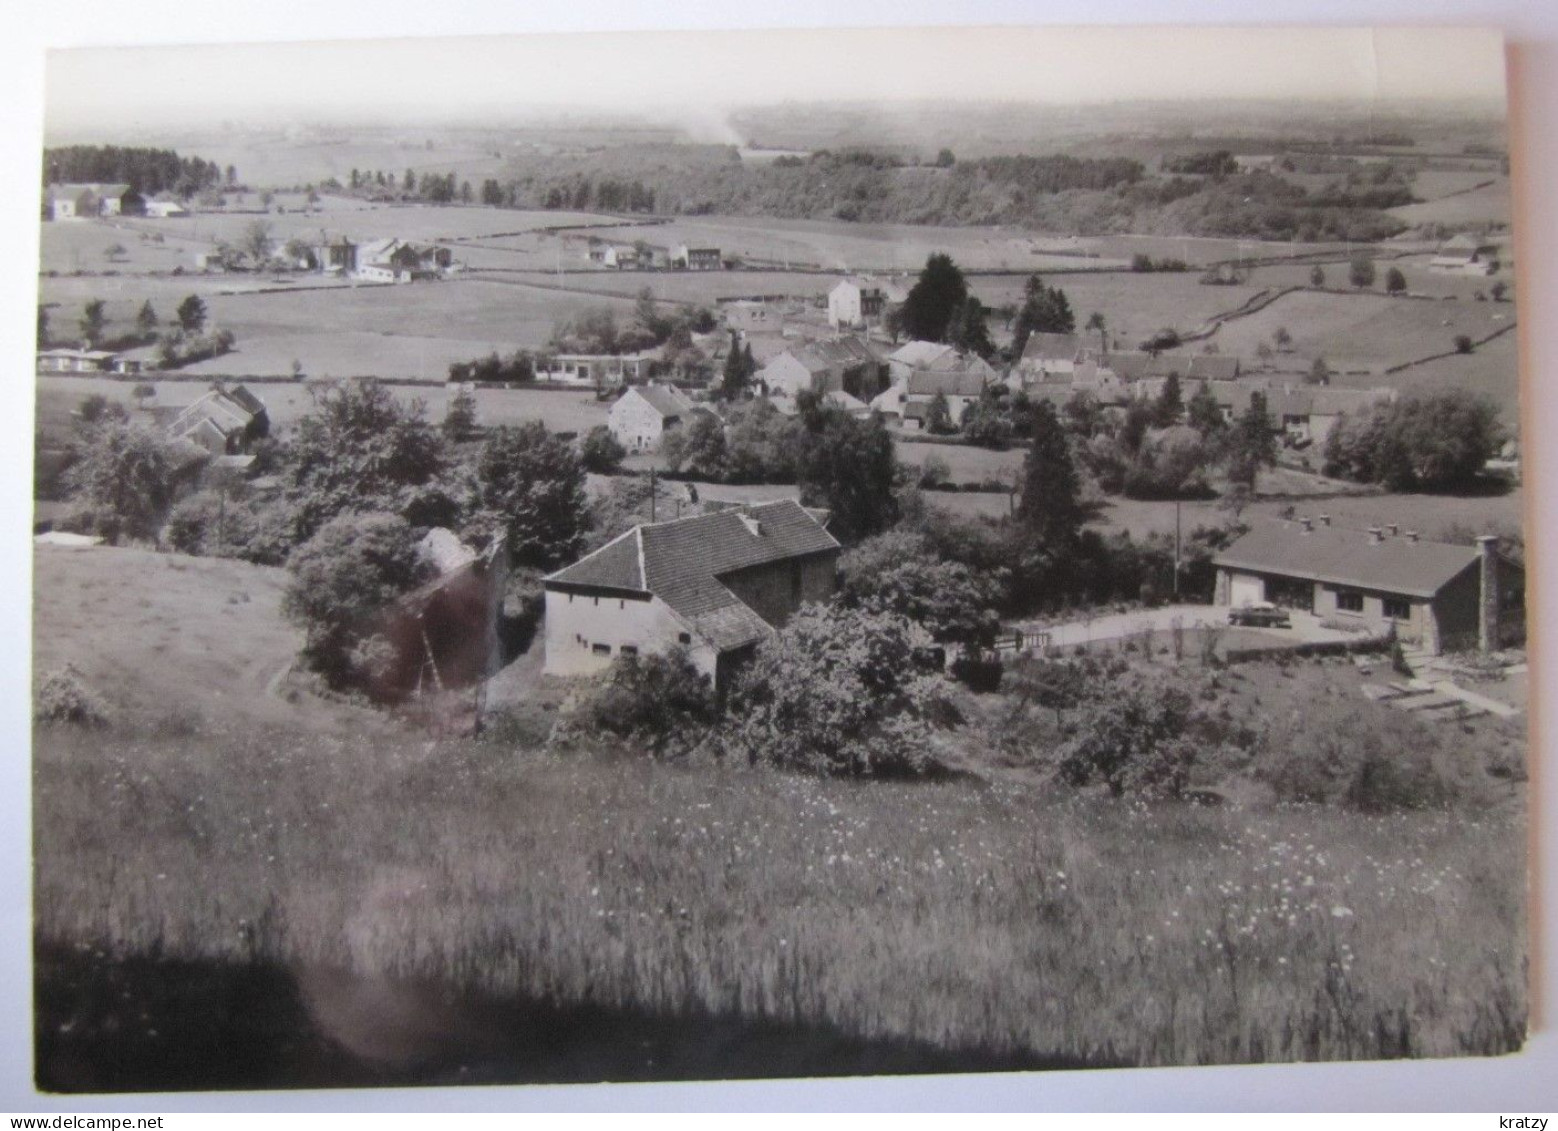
[542, 499, 841, 690]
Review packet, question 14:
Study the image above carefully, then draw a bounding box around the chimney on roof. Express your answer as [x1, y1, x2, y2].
[1477, 535, 1500, 653]
[1299, 517, 1313, 533]
[1368, 527, 1384, 544]
[1318, 514, 1331, 526]
[739, 514, 763, 537]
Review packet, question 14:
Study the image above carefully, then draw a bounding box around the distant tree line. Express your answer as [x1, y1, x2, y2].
[43, 146, 225, 197]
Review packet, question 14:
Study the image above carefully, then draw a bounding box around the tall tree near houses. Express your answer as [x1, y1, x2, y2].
[1152, 371, 1184, 427]
[1226, 390, 1277, 490]
[721, 332, 752, 400]
[1016, 399, 1083, 550]
[948, 295, 995, 358]
[135, 300, 159, 339]
[404, 168, 416, 195]
[176, 294, 208, 335]
[79, 299, 106, 346]
[899, 253, 969, 343]
[1085, 311, 1108, 356]
[1187, 381, 1225, 436]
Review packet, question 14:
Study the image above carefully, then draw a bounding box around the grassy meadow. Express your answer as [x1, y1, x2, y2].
[31, 545, 1530, 1082]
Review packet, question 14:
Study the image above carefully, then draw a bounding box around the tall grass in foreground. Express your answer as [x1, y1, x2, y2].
[33, 720, 1526, 1067]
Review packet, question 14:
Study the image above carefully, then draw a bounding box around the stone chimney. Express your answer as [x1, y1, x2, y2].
[1367, 527, 1384, 544]
[1477, 535, 1500, 653]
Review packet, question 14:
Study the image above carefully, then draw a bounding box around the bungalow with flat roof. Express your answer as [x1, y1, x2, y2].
[1213, 517, 1522, 654]
[543, 499, 840, 692]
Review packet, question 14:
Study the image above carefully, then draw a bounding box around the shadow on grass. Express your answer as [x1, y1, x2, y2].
[36, 944, 1105, 1093]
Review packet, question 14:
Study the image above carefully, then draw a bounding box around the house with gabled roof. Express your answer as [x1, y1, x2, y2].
[543, 499, 841, 690]
[1015, 332, 1085, 382]
[1430, 233, 1500, 275]
[43, 183, 131, 221]
[608, 383, 701, 452]
[166, 386, 270, 455]
[1213, 517, 1522, 654]
[828, 276, 909, 329]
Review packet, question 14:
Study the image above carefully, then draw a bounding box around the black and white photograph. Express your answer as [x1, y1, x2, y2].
[16, 16, 1547, 1104]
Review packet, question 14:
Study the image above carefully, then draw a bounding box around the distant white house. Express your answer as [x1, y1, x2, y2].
[827, 276, 909, 329]
[144, 200, 190, 219]
[1429, 233, 1500, 275]
[42, 183, 130, 221]
[37, 348, 118, 374]
[608, 384, 700, 452]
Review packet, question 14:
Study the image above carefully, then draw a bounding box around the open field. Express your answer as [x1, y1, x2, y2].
[1209, 289, 1512, 371]
[898, 441, 1024, 485]
[36, 376, 609, 440]
[970, 272, 1263, 344]
[1388, 178, 1513, 229]
[31, 545, 383, 736]
[926, 484, 1525, 544]
[575, 215, 1135, 273]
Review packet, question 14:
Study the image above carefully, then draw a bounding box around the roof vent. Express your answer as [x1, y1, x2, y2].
[739, 515, 763, 537]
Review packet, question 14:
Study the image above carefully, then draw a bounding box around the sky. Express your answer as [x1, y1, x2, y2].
[44, 25, 1508, 135]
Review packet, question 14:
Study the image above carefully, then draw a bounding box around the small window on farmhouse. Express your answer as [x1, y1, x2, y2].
[621, 645, 639, 657]
[592, 643, 611, 656]
[1336, 589, 1364, 613]
[1383, 597, 1411, 620]
[678, 632, 692, 645]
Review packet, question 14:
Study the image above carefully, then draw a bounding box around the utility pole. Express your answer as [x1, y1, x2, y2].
[649, 466, 657, 522]
[1173, 499, 1182, 601]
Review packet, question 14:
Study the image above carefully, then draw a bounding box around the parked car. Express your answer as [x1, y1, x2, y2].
[1229, 602, 1292, 628]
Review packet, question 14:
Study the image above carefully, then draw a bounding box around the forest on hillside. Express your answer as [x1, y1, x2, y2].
[482, 146, 1410, 241]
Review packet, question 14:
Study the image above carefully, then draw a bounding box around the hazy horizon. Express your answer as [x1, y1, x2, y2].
[44, 25, 1507, 137]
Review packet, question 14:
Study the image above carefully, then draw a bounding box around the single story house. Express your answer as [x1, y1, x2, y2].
[144, 200, 190, 219]
[1213, 517, 1523, 654]
[1430, 233, 1500, 275]
[674, 245, 722, 270]
[37, 348, 118, 374]
[536, 351, 655, 388]
[607, 383, 699, 452]
[543, 499, 840, 692]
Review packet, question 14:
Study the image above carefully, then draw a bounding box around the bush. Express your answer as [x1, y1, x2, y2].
[1259, 712, 1463, 811]
[586, 648, 717, 755]
[720, 605, 953, 776]
[578, 425, 627, 474]
[281, 512, 433, 692]
[950, 653, 1003, 692]
[34, 665, 106, 727]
